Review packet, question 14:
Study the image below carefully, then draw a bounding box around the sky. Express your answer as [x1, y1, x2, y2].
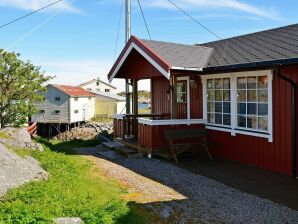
[0, 0, 298, 92]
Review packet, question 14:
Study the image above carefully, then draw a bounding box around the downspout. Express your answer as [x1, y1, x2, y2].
[276, 66, 297, 178]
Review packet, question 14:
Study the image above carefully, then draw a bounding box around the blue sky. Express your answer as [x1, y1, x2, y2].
[0, 0, 298, 91]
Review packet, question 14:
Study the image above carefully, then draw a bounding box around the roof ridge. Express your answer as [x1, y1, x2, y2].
[141, 38, 210, 49]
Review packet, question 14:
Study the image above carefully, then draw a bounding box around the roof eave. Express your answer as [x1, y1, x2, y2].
[202, 58, 298, 73]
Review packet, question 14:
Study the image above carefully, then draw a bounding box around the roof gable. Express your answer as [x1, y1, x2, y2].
[79, 79, 116, 89]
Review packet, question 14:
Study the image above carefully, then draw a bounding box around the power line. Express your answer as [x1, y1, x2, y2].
[166, 0, 221, 40]
[137, 0, 151, 40]
[1, 0, 78, 54]
[0, 0, 64, 30]
[114, 0, 124, 60]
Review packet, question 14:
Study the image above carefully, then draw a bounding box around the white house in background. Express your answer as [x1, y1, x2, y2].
[79, 78, 116, 94]
[32, 84, 95, 124]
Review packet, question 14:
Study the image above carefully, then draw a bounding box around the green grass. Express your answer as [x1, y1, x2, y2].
[0, 130, 10, 139]
[91, 117, 113, 123]
[138, 108, 151, 114]
[0, 139, 150, 224]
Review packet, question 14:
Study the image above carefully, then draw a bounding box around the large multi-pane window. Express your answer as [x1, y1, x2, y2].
[237, 76, 268, 131]
[207, 78, 231, 126]
[203, 72, 272, 140]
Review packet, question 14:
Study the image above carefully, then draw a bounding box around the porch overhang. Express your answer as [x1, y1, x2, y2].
[108, 36, 172, 82]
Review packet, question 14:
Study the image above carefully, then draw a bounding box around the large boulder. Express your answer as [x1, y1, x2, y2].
[0, 127, 44, 151]
[0, 143, 48, 198]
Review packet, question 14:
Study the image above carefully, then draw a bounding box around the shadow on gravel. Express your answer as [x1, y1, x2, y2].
[72, 146, 298, 223]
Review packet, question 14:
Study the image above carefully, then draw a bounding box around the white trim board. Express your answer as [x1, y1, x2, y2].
[177, 76, 190, 119]
[109, 42, 170, 82]
[138, 118, 206, 126]
[200, 69, 273, 142]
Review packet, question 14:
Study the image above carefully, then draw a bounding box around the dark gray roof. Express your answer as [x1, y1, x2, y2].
[200, 23, 298, 68]
[142, 39, 214, 69]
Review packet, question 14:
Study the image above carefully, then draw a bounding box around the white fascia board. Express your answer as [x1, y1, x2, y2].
[137, 118, 206, 126]
[109, 42, 170, 82]
[172, 66, 203, 71]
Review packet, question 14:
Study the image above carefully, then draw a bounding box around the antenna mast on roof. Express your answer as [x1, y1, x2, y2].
[125, 0, 131, 114]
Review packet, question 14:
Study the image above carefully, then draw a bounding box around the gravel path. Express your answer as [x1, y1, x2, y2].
[76, 148, 298, 223]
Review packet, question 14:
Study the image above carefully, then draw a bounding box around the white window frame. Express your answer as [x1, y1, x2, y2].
[201, 70, 273, 142]
[177, 76, 190, 119]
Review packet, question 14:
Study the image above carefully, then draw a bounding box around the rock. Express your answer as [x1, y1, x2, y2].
[52, 122, 114, 141]
[0, 143, 48, 198]
[0, 128, 44, 151]
[54, 217, 83, 224]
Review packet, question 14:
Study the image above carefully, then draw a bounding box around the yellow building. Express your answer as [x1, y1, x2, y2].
[93, 92, 125, 118]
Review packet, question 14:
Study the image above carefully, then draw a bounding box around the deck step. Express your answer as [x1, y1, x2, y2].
[97, 150, 125, 160]
[113, 146, 139, 158]
[102, 141, 125, 148]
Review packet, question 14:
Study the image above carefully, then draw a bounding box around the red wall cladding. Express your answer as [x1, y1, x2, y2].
[209, 66, 298, 176]
[138, 123, 205, 150]
[151, 76, 171, 117]
[117, 49, 163, 79]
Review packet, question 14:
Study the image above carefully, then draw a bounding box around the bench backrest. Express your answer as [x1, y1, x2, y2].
[164, 128, 207, 141]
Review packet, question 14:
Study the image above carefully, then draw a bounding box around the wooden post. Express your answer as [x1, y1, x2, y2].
[132, 79, 138, 139]
[171, 75, 178, 119]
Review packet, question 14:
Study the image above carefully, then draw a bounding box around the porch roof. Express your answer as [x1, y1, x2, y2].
[107, 35, 213, 82]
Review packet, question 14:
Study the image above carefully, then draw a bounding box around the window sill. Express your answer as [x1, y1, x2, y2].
[205, 125, 273, 142]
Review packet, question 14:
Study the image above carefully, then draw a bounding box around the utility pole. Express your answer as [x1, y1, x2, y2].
[125, 0, 131, 114]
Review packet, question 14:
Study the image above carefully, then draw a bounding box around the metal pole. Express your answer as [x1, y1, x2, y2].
[125, 0, 131, 114]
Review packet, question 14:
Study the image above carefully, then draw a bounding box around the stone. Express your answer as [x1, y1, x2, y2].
[54, 217, 83, 224]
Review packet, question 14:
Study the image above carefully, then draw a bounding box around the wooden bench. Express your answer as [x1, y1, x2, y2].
[164, 128, 212, 163]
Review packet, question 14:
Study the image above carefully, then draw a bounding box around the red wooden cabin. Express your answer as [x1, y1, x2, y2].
[108, 24, 298, 177]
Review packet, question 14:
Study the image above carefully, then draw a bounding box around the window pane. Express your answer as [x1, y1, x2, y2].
[214, 79, 223, 89]
[215, 90, 222, 101]
[207, 102, 215, 112]
[238, 103, 246, 115]
[215, 113, 222, 124]
[247, 103, 257, 115]
[207, 90, 214, 101]
[258, 76, 268, 89]
[207, 79, 214, 89]
[237, 77, 246, 89]
[258, 117, 268, 130]
[237, 90, 246, 102]
[238, 115, 246, 127]
[215, 102, 222, 113]
[223, 102, 230, 113]
[258, 90, 268, 102]
[223, 90, 230, 101]
[223, 78, 230, 89]
[177, 82, 186, 92]
[223, 114, 231, 125]
[177, 93, 186, 103]
[258, 103, 268, 115]
[247, 90, 257, 102]
[208, 113, 215, 123]
[247, 116, 257, 129]
[247, 77, 257, 89]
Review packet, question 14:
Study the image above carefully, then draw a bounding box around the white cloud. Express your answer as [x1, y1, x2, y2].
[142, 0, 279, 20]
[0, 0, 80, 13]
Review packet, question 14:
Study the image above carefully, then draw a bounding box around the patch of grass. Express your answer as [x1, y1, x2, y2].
[0, 130, 10, 139]
[91, 117, 113, 123]
[0, 139, 151, 224]
[138, 108, 151, 114]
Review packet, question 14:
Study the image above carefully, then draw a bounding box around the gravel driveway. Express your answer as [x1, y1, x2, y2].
[76, 148, 298, 224]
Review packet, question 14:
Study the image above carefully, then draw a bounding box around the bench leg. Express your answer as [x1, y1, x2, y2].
[168, 148, 179, 163]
